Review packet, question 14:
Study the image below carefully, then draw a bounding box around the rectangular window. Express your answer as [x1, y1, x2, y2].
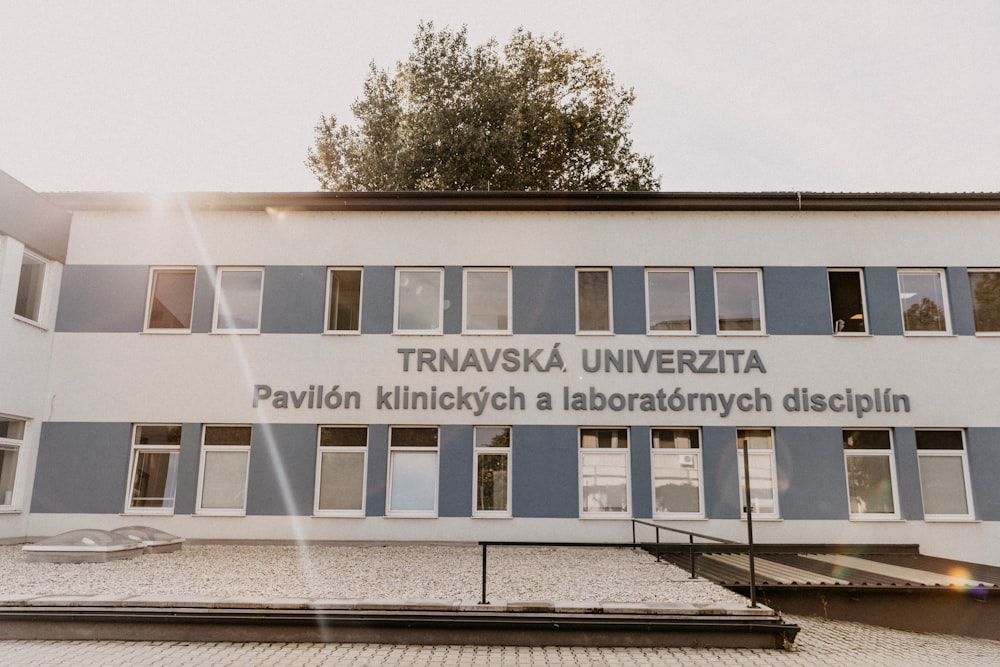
[898, 269, 950, 334]
[651, 428, 702, 518]
[387, 426, 438, 515]
[145, 268, 196, 331]
[126, 424, 181, 513]
[715, 269, 765, 333]
[646, 269, 694, 333]
[474, 426, 510, 516]
[579, 428, 629, 515]
[829, 269, 868, 334]
[843, 429, 899, 518]
[197, 425, 251, 515]
[0, 417, 25, 508]
[213, 268, 263, 333]
[395, 268, 443, 333]
[326, 268, 362, 333]
[968, 270, 1000, 334]
[577, 268, 612, 333]
[14, 250, 45, 323]
[464, 269, 511, 334]
[916, 430, 974, 519]
[315, 426, 367, 515]
[736, 429, 778, 518]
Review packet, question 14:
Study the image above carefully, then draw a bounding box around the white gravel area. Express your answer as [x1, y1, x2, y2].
[0, 544, 747, 605]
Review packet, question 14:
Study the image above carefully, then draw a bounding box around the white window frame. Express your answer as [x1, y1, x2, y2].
[13, 249, 46, 326]
[195, 425, 252, 516]
[842, 429, 900, 520]
[124, 423, 181, 515]
[386, 426, 439, 517]
[898, 269, 951, 335]
[212, 267, 264, 334]
[325, 267, 363, 334]
[650, 427, 704, 519]
[967, 269, 1000, 336]
[828, 268, 869, 336]
[314, 425, 368, 517]
[144, 267, 197, 333]
[473, 426, 511, 517]
[714, 268, 766, 335]
[579, 427, 630, 517]
[576, 267, 613, 334]
[645, 268, 696, 335]
[463, 268, 512, 335]
[736, 428, 779, 519]
[394, 268, 444, 334]
[916, 429, 975, 521]
[0, 416, 26, 510]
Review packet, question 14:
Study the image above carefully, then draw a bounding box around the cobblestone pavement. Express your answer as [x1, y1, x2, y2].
[3, 615, 999, 666]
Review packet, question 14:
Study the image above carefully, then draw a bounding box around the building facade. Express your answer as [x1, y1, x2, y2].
[3, 173, 1000, 564]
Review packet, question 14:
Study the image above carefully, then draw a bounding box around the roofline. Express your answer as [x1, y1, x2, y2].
[42, 190, 1000, 212]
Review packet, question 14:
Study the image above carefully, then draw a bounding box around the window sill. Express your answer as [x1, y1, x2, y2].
[0, 508, 21, 514]
[12, 315, 48, 331]
[141, 329, 192, 335]
[922, 517, 979, 523]
[717, 331, 768, 337]
[322, 330, 362, 336]
[652, 515, 705, 521]
[901, 332, 955, 337]
[580, 513, 631, 519]
[122, 510, 175, 517]
[209, 331, 261, 336]
[848, 515, 903, 522]
[462, 331, 513, 336]
[194, 511, 247, 517]
[832, 332, 871, 338]
[313, 512, 365, 518]
[384, 513, 438, 519]
[647, 331, 698, 337]
[473, 513, 513, 519]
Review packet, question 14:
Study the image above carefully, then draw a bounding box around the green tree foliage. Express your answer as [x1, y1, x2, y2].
[307, 23, 659, 191]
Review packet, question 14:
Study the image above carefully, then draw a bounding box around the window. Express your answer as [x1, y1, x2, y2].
[646, 269, 694, 333]
[715, 269, 765, 333]
[898, 269, 950, 334]
[916, 430, 974, 519]
[968, 270, 1000, 334]
[474, 426, 510, 516]
[125, 424, 181, 513]
[579, 428, 629, 515]
[395, 268, 443, 333]
[843, 429, 899, 518]
[0, 417, 25, 508]
[577, 268, 612, 333]
[315, 426, 367, 515]
[464, 269, 511, 334]
[197, 425, 251, 515]
[651, 428, 702, 517]
[829, 269, 867, 334]
[213, 268, 263, 333]
[145, 268, 196, 331]
[387, 427, 438, 515]
[736, 429, 778, 518]
[14, 250, 45, 323]
[326, 268, 362, 333]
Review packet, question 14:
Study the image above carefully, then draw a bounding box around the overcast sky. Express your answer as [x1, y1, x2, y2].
[2, 1, 998, 193]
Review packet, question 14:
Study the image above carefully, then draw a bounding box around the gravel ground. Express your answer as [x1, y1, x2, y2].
[0, 544, 747, 605]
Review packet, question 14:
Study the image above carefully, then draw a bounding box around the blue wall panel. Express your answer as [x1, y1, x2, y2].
[775, 427, 848, 519]
[438, 425, 472, 517]
[892, 427, 924, 520]
[365, 424, 389, 516]
[701, 426, 739, 519]
[629, 425, 652, 519]
[246, 424, 316, 515]
[260, 266, 326, 334]
[693, 267, 717, 335]
[512, 267, 575, 334]
[55, 265, 148, 332]
[443, 266, 463, 334]
[511, 425, 578, 518]
[190, 265, 217, 333]
[360, 267, 394, 334]
[967, 428, 1000, 520]
[763, 267, 831, 335]
[945, 267, 975, 336]
[32, 422, 131, 513]
[173, 423, 204, 515]
[612, 266, 646, 335]
[865, 267, 904, 336]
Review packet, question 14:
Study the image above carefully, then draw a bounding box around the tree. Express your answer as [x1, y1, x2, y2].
[307, 23, 659, 191]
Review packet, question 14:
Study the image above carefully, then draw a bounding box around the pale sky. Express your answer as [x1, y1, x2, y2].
[2, 0, 998, 193]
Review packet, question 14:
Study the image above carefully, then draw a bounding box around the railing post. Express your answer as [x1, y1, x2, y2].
[631, 520, 636, 545]
[480, 543, 488, 605]
[742, 443, 759, 608]
[655, 526, 661, 561]
[689, 534, 697, 579]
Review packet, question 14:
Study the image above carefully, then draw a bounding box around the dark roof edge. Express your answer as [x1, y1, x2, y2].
[42, 190, 1000, 212]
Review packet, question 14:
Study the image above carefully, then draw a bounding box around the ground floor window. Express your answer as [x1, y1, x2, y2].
[651, 428, 702, 518]
[0, 417, 25, 508]
[736, 429, 778, 518]
[579, 428, 629, 516]
[916, 430, 974, 519]
[474, 426, 510, 516]
[315, 426, 367, 515]
[387, 426, 438, 516]
[843, 429, 898, 518]
[125, 424, 180, 513]
[197, 425, 251, 515]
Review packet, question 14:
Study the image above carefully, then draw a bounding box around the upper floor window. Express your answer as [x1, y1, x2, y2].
[916, 430, 974, 519]
[715, 269, 765, 334]
[213, 268, 263, 333]
[145, 268, 196, 332]
[0, 416, 25, 508]
[474, 426, 511, 516]
[646, 269, 694, 334]
[577, 268, 612, 333]
[14, 250, 45, 323]
[898, 269, 950, 334]
[843, 429, 898, 519]
[828, 269, 868, 335]
[395, 268, 443, 334]
[968, 270, 1000, 334]
[326, 268, 362, 333]
[579, 427, 629, 516]
[464, 268, 511, 334]
[651, 428, 703, 518]
[125, 424, 181, 514]
[736, 428, 778, 518]
[315, 426, 367, 516]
